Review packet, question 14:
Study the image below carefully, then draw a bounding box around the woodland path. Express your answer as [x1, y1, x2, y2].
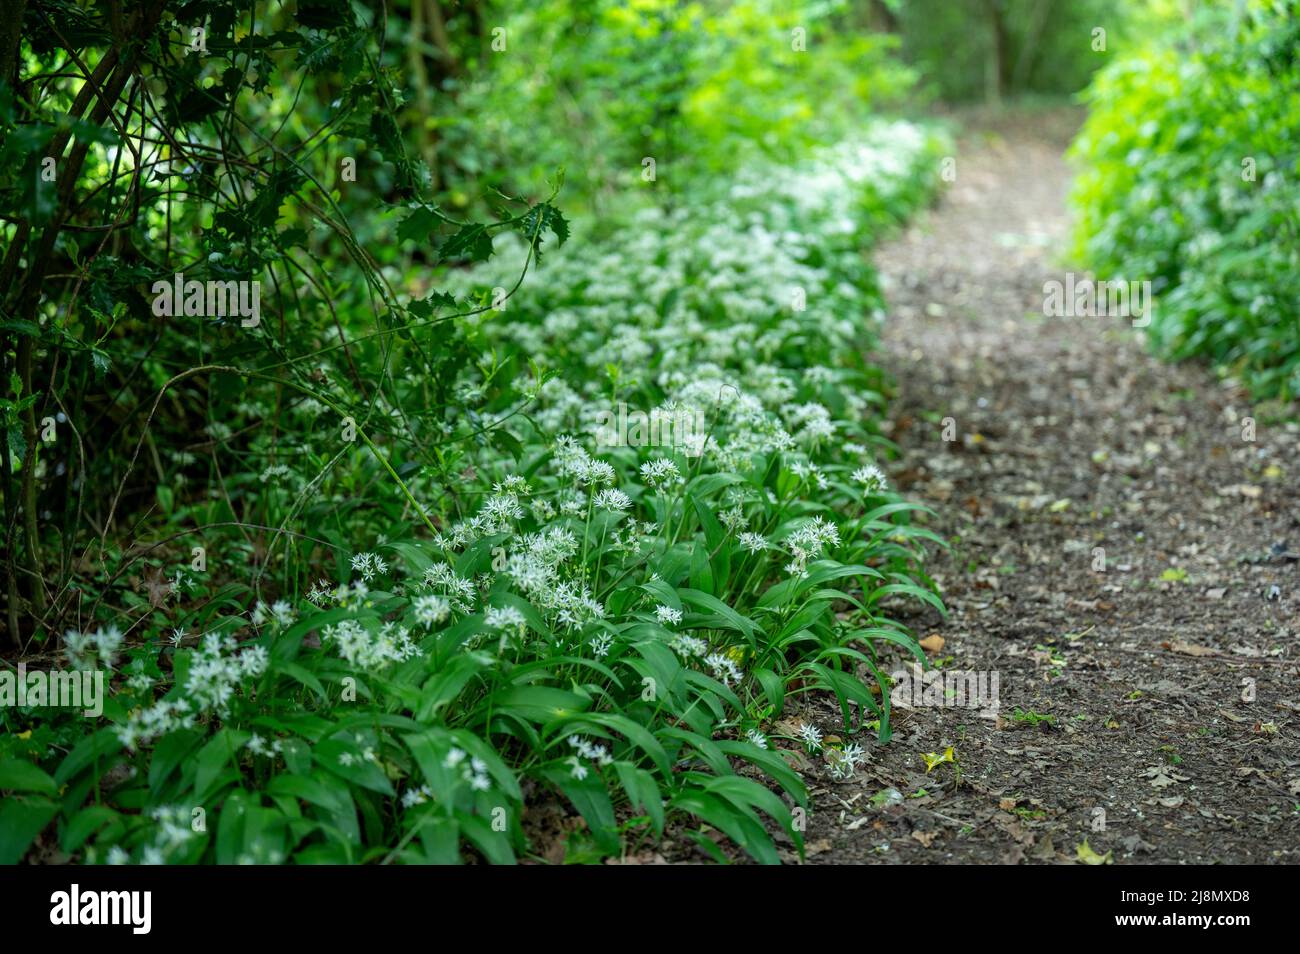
[794, 108, 1300, 864]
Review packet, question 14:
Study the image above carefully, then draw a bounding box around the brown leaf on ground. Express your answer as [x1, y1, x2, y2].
[919, 633, 946, 654]
[1163, 641, 1217, 657]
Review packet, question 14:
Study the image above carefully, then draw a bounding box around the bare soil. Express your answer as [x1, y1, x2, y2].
[784, 108, 1300, 865]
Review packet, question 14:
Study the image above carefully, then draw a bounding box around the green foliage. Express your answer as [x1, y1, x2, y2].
[2, 120, 947, 865]
[1070, 0, 1300, 401]
[890, 0, 1134, 103]
[0, 0, 560, 643]
[437, 0, 916, 208]
[1, 0, 949, 865]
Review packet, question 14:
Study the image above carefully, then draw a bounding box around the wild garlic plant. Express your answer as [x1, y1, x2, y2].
[26, 121, 947, 866]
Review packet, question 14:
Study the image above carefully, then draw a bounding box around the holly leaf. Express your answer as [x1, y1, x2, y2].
[397, 204, 442, 244]
[439, 224, 494, 264]
[516, 202, 569, 265]
[408, 290, 457, 320]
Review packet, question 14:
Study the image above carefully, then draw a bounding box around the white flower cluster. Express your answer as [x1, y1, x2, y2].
[105, 805, 202, 865]
[185, 633, 268, 714]
[827, 742, 868, 781]
[418, 120, 940, 687]
[654, 604, 682, 626]
[435, 480, 533, 549]
[63, 625, 124, 671]
[411, 593, 451, 628]
[444, 746, 491, 792]
[308, 578, 375, 610]
[251, 599, 296, 628]
[350, 552, 389, 582]
[798, 723, 823, 751]
[115, 632, 267, 749]
[555, 435, 616, 486]
[401, 784, 434, 808]
[245, 733, 284, 758]
[669, 632, 708, 659]
[321, 619, 419, 671]
[567, 734, 614, 779]
[704, 652, 744, 686]
[496, 527, 605, 634]
[783, 515, 842, 578]
[852, 464, 888, 494]
[421, 563, 477, 614]
[483, 605, 526, 631]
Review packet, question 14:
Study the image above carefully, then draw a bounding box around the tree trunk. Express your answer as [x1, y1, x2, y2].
[980, 0, 1012, 104]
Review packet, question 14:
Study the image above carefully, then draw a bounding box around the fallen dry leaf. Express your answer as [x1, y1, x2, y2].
[1144, 766, 1190, 788]
[919, 633, 946, 654]
[1076, 839, 1113, 865]
[1030, 834, 1057, 861]
[1163, 640, 1217, 657]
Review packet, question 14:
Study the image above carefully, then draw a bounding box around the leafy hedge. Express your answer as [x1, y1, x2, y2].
[1, 120, 947, 865]
[1069, 0, 1300, 401]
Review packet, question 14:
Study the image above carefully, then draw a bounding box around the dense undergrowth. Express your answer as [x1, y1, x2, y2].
[1069, 0, 1300, 402]
[5, 0, 951, 868]
[4, 127, 946, 864]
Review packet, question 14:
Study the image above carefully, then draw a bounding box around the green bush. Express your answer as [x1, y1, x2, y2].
[436, 0, 916, 210]
[1069, 0, 1300, 401]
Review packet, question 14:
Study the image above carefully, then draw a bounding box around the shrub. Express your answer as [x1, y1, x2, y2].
[1069, 0, 1300, 401]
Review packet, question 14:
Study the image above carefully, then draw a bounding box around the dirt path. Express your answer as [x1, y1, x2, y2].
[798, 110, 1300, 864]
